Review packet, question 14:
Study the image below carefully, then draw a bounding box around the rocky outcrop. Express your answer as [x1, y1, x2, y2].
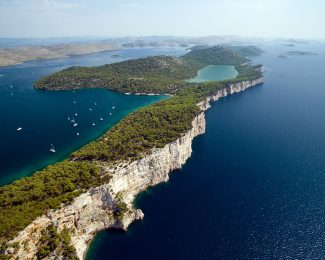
[198, 77, 264, 111]
[6, 77, 263, 260]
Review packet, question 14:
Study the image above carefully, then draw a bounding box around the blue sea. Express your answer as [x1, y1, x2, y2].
[0, 47, 185, 185]
[2, 41, 325, 259]
[86, 42, 325, 259]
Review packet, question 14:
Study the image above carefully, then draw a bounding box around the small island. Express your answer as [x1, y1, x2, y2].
[278, 54, 288, 59]
[1, 46, 264, 259]
[284, 51, 317, 56]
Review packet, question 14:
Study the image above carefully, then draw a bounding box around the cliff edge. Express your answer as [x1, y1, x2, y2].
[5, 77, 263, 259]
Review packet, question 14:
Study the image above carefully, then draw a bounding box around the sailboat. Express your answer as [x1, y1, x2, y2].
[112, 106, 115, 109]
[49, 144, 56, 153]
[17, 127, 22, 131]
[99, 116, 103, 121]
[92, 122, 96, 126]
[76, 132, 80, 136]
[73, 123, 78, 127]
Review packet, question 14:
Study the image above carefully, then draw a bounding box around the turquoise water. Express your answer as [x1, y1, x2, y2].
[0, 47, 186, 185]
[187, 65, 238, 83]
[87, 43, 325, 259]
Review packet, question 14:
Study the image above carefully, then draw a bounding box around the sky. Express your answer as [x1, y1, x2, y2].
[0, 0, 324, 39]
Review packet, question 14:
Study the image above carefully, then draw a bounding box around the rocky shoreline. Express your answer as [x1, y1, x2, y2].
[6, 77, 264, 260]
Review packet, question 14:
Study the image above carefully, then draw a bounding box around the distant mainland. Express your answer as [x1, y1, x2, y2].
[0, 35, 276, 67]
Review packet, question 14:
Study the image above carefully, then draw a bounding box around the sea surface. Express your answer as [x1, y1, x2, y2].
[0, 47, 185, 185]
[87, 42, 325, 259]
[187, 65, 238, 83]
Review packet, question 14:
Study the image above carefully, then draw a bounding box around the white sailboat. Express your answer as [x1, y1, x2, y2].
[99, 117, 103, 121]
[92, 122, 96, 126]
[49, 144, 56, 153]
[17, 127, 22, 131]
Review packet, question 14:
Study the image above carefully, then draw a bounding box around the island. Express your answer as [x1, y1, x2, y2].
[277, 51, 318, 59]
[284, 51, 317, 56]
[0, 46, 264, 259]
[278, 54, 288, 59]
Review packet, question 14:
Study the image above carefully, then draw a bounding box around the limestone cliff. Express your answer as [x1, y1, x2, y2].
[6, 77, 263, 260]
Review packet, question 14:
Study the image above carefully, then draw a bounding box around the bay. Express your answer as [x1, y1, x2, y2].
[0, 47, 185, 185]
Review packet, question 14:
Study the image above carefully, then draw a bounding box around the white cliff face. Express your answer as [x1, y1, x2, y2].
[197, 78, 264, 111]
[6, 78, 263, 260]
[107, 112, 206, 205]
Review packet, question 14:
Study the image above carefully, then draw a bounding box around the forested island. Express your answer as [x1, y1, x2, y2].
[0, 46, 264, 259]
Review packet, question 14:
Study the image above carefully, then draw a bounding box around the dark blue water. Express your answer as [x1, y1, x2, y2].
[0, 47, 186, 185]
[87, 43, 325, 259]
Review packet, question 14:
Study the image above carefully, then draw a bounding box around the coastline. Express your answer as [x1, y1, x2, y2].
[5, 77, 264, 259]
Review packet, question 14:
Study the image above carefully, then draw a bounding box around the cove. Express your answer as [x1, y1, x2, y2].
[0, 47, 186, 185]
[187, 64, 238, 83]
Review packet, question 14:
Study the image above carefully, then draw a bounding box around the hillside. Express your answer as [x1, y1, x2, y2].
[34, 46, 254, 94]
[188, 45, 263, 57]
[1, 46, 264, 258]
[181, 46, 248, 66]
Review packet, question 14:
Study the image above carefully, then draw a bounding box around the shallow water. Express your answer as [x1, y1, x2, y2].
[87, 42, 325, 259]
[187, 65, 238, 83]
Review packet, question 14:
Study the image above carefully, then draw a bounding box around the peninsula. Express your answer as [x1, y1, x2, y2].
[0, 46, 264, 259]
